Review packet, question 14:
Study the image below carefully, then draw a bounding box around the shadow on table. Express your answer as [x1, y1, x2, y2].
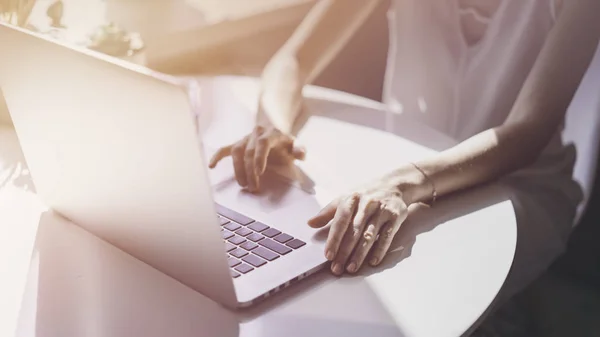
[0, 125, 34, 192]
[372, 183, 513, 274]
[17, 211, 240, 337]
[235, 183, 513, 324]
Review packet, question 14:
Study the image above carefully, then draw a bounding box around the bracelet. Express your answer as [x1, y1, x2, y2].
[410, 162, 437, 206]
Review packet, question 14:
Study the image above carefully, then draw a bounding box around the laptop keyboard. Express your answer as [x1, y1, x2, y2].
[215, 204, 306, 279]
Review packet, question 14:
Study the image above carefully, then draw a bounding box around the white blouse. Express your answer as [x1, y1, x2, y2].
[383, 0, 582, 230]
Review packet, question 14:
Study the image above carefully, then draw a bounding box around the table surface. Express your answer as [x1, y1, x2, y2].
[0, 76, 517, 337]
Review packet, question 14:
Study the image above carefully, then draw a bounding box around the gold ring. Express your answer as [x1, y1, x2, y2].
[385, 228, 393, 238]
[363, 224, 377, 241]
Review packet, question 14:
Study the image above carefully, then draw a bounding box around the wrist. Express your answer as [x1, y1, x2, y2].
[383, 164, 434, 205]
[259, 56, 305, 136]
[255, 108, 275, 129]
[263, 51, 309, 85]
[255, 109, 295, 137]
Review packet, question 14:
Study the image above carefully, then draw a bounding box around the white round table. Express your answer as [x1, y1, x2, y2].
[0, 76, 516, 337]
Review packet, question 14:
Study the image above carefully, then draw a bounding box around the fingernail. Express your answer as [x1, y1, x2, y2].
[332, 263, 342, 275]
[325, 250, 334, 260]
[370, 257, 379, 266]
[347, 262, 357, 273]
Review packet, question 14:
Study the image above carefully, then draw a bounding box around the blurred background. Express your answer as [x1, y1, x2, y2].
[0, 0, 390, 101]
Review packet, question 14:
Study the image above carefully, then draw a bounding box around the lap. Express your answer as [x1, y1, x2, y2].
[497, 176, 578, 302]
[469, 177, 580, 336]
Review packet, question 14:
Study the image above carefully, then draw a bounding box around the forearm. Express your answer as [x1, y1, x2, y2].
[257, 0, 382, 132]
[401, 123, 543, 204]
[281, 0, 383, 84]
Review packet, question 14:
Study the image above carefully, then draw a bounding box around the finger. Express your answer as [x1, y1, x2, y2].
[330, 200, 379, 275]
[244, 137, 258, 192]
[307, 200, 339, 228]
[352, 199, 378, 230]
[291, 144, 306, 161]
[208, 145, 233, 168]
[325, 195, 359, 267]
[369, 208, 408, 266]
[346, 212, 389, 274]
[254, 135, 271, 176]
[231, 138, 248, 188]
[368, 221, 399, 267]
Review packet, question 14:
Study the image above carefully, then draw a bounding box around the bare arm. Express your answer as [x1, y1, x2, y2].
[400, 0, 600, 204]
[305, 0, 600, 275]
[210, 0, 383, 191]
[282, 0, 383, 83]
[259, 0, 383, 133]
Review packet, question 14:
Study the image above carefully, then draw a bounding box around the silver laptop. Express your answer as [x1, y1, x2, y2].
[0, 22, 327, 308]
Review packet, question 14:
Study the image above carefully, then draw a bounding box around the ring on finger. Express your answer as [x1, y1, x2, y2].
[383, 227, 394, 238]
[362, 224, 377, 241]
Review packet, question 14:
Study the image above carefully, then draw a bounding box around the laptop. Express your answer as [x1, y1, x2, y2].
[0, 22, 328, 308]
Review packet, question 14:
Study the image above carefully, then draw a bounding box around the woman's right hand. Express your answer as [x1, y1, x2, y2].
[208, 54, 307, 192]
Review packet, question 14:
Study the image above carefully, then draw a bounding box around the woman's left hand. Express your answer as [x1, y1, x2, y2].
[307, 173, 421, 275]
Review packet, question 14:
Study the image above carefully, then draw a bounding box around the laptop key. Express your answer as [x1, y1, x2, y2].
[223, 222, 242, 232]
[242, 254, 267, 268]
[259, 239, 292, 255]
[235, 227, 253, 237]
[286, 239, 306, 249]
[224, 242, 236, 252]
[274, 233, 293, 244]
[262, 228, 281, 238]
[222, 230, 234, 240]
[231, 270, 241, 278]
[219, 216, 230, 226]
[228, 235, 246, 245]
[215, 204, 254, 225]
[247, 222, 269, 232]
[228, 257, 241, 267]
[235, 263, 254, 274]
[230, 248, 249, 258]
[253, 246, 279, 261]
[240, 241, 258, 251]
[247, 233, 265, 242]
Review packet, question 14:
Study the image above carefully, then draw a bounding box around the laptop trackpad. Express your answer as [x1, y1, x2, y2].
[204, 143, 335, 220]
[210, 164, 315, 210]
